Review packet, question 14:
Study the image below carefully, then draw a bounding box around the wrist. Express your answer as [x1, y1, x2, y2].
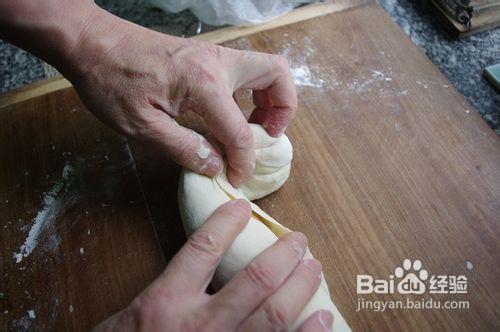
[57, 3, 118, 80]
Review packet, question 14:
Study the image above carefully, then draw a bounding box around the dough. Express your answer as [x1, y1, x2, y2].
[178, 124, 350, 331]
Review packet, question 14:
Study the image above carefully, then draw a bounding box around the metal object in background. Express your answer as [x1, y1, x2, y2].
[435, 0, 474, 27]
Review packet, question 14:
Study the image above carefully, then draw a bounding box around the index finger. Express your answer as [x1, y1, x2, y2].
[200, 91, 256, 188]
[233, 52, 298, 136]
[154, 199, 251, 295]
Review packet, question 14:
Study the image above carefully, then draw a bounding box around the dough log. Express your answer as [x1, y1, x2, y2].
[178, 124, 350, 331]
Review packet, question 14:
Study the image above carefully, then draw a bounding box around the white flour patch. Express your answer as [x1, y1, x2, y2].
[280, 36, 329, 90]
[466, 261, 473, 271]
[27, 310, 35, 319]
[13, 164, 75, 264]
[196, 145, 210, 159]
[291, 65, 324, 88]
[10, 315, 31, 330]
[371, 70, 393, 82]
[195, 136, 210, 159]
[338, 68, 412, 101]
[416, 80, 429, 89]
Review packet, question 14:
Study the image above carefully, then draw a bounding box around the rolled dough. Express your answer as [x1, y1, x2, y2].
[178, 124, 350, 331]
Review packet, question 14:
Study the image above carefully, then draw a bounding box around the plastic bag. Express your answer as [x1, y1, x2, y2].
[149, 0, 314, 26]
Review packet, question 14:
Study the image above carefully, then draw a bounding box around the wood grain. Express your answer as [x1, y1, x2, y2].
[0, 89, 164, 330]
[1, 1, 499, 331]
[136, 2, 500, 331]
[223, 3, 500, 330]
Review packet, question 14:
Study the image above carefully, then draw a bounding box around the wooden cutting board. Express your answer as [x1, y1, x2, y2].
[1, 1, 499, 331]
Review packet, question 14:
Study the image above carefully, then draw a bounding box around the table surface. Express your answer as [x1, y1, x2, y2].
[1, 2, 499, 331]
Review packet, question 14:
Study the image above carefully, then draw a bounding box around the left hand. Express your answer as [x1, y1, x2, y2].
[94, 200, 332, 331]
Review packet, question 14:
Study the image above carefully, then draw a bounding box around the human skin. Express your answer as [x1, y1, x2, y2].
[0, 0, 298, 187]
[93, 200, 334, 331]
[0, 1, 325, 330]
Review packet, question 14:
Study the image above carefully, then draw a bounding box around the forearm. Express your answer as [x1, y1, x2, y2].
[0, 0, 98, 75]
[0, 0, 184, 80]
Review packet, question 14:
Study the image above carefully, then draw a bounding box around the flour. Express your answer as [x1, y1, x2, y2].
[466, 261, 473, 271]
[291, 65, 324, 88]
[416, 80, 429, 89]
[13, 164, 75, 264]
[27, 310, 35, 319]
[280, 36, 327, 90]
[371, 70, 393, 82]
[195, 146, 209, 159]
[9, 315, 31, 330]
[195, 135, 210, 159]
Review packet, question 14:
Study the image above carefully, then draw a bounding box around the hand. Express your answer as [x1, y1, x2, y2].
[0, 1, 297, 187]
[60, 4, 297, 187]
[94, 200, 333, 331]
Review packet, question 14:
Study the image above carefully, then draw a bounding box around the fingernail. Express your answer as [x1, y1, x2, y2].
[207, 156, 223, 174]
[291, 233, 307, 258]
[231, 180, 243, 188]
[198, 156, 222, 176]
[196, 141, 210, 160]
[228, 198, 243, 205]
[264, 119, 287, 137]
[229, 174, 244, 188]
[303, 259, 322, 275]
[318, 310, 333, 331]
[228, 198, 249, 209]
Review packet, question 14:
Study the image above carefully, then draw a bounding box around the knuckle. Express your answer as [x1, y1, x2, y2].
[193, 46, 223, 83]
[181, 313, 209, 332]
[104, 107, 146, 138]
[298, 266, 321, 289]
[197, 66, 219, 87]
[262, 302, 290, 330]
[182, 307, 227, 332]
[120, 292, 157, 330]
[204, 43, 224, 58]
[273, 55, 290, 72]
[187, 228, 224, 261]
[244, 260, 279, 294]
[232, 123, 253, 149]
[177, 53, 220, 89]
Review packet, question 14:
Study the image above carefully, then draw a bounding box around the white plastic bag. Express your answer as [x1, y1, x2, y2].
[150, 0, 314, 26]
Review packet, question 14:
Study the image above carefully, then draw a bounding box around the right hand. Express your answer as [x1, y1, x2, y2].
[94, 199, 333, 331]
[63, 3, 297, 187]
[1, 1, 298, 186]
